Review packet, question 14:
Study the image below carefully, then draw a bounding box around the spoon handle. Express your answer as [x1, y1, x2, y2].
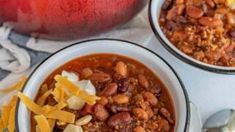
[189, 102, 203, 132]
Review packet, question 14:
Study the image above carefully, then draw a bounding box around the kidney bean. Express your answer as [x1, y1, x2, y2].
[199, 17, 222, 27]
[132, 108, 148, 120]
[108, 105, 130, 113]
[156, 119, 170, 132]
[146, 107, 154, 119]
[166, 7, 177, 20]
[113, 94, 129, 104]
[162, 0, 173, 10]
[167, 5, 185, 20]
[138, 74, 149, 89]
[151, 85, 162, 96]
[81, 68, 93, 78]
[100, 83, 118, 96]
[160, 108, 171, 119]
[160, 108, 174, 124]
[94, 104, 109, 121]
[229, 29, 235, 38]
[142, 92, 158, 106]
[80, 104, 94, 116]
[90, 72, 111, 82]
[107, 112, 131, 128]
[205, 0, 215, 8]
[117, 78, 129, 93]
[134, 126, 146, 132]
[186, 6, 203, 18]
[114, 61, 128, 77]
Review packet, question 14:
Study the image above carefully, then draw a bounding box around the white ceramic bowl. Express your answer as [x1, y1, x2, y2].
[149, 0, 235, 74]
[16, 39, 190, 132]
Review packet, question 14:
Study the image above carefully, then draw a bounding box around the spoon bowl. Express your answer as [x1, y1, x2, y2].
[203, 109, 235, 132]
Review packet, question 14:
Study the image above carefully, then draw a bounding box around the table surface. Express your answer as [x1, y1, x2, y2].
[147, 35, 235, 124]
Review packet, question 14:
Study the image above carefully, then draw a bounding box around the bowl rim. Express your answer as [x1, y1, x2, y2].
[15, 38, 190, 132]
[148, 0, 235, 74]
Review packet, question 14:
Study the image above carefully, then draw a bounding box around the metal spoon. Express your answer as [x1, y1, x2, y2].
[203, 109, 235, 132]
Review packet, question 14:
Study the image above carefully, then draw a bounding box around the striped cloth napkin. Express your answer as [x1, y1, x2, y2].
[0, 7, 153, 105]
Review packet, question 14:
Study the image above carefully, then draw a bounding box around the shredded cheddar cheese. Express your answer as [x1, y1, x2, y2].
[18, 92, 75, 123]
[42, 102, 67, 113]
[7, 97, 17, 132]
[51, 85, 61, 102]
[0, 76, 26, 132]
[48, 119, 55, 131]
[34, 115, 50, 132]
[4, 73, 100, 132]
[51, 84, 65, 103]
[44, 110, 75, 123]
[39, 84, 49, 95]
[0, 96, 18, 132]
[0, 119, 4, 131]
[0, 76, 27, 93]
[55, 75, 81, 96]
[227, 0, 235, 8]
[36, 89, 52, 106]
[78, 90, 100, 105]
[1, 105, 11, 128]
[18, 92, 44, 114]
[55, 75, 100, 105]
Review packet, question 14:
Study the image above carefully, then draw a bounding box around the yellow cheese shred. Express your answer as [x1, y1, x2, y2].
[1, 105, 11, 128]
[0, 96, 17, 132]
[55, 75, 81, 96]
[0, 76, 27, 93]
[44, 110, 75, 123]
[0, 76, 26, 132]
[39, 84, 49, 95]
[55, 75, 100, 105]
[0, 119, 4, 132]
[51, 85, 61, 102]
[78, 90, 100, 105]
[18, 92, 44, 114]
[34, 115, 50, 132]
[36, 89, 52, 106]
[42, 102, 67, 113]
[227, 0, 235, 8]
[48, 119, 55, 131]
[51, 84, 65, 102]
[7, 96, 17, 132]
[18, 92, 75, 123]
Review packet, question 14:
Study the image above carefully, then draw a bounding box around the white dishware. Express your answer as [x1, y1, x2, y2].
[16, 39, 199, 132]
[149, 0, 235, 73]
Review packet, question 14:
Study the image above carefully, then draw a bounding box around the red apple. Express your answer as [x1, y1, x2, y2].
[0, 0, 147, 40]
